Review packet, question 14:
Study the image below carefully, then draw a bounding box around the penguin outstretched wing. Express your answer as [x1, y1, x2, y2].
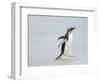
[58, 36, 64, 40]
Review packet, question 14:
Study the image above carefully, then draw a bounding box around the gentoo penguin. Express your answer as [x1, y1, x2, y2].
[55, 27, 76, 60]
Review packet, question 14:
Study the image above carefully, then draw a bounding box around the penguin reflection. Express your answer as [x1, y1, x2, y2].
[56, 27, 76, 60]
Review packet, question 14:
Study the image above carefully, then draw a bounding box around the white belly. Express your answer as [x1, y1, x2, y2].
[64, 34, 73, 54]
[60, 34, 74, 60]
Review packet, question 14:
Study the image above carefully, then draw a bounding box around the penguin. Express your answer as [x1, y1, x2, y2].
[55, 27, 76, 60]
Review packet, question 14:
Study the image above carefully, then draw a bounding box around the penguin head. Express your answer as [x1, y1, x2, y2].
[71, 27, 76, 30]
[68, 27, 76, 33]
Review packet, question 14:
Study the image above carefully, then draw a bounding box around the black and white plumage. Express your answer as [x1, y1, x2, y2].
[56, 27, 76, 60]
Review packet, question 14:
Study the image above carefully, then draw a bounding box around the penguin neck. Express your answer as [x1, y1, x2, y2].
[65, 32, 72, 41]
[68, 33, 73, 41]
[69, 33, 72, 37]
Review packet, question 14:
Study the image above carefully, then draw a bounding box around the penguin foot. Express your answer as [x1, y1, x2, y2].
[60, 56, 70, 60]
[68, 55, 76, 57]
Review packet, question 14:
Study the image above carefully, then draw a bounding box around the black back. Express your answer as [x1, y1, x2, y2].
[61, 42, 65, 53]
[65, 29, 69, 41]
[55, 42, 65, 60]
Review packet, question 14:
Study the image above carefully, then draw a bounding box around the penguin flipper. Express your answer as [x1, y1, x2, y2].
[56, 42, 65, 60]
[58, 36, 64, 40]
